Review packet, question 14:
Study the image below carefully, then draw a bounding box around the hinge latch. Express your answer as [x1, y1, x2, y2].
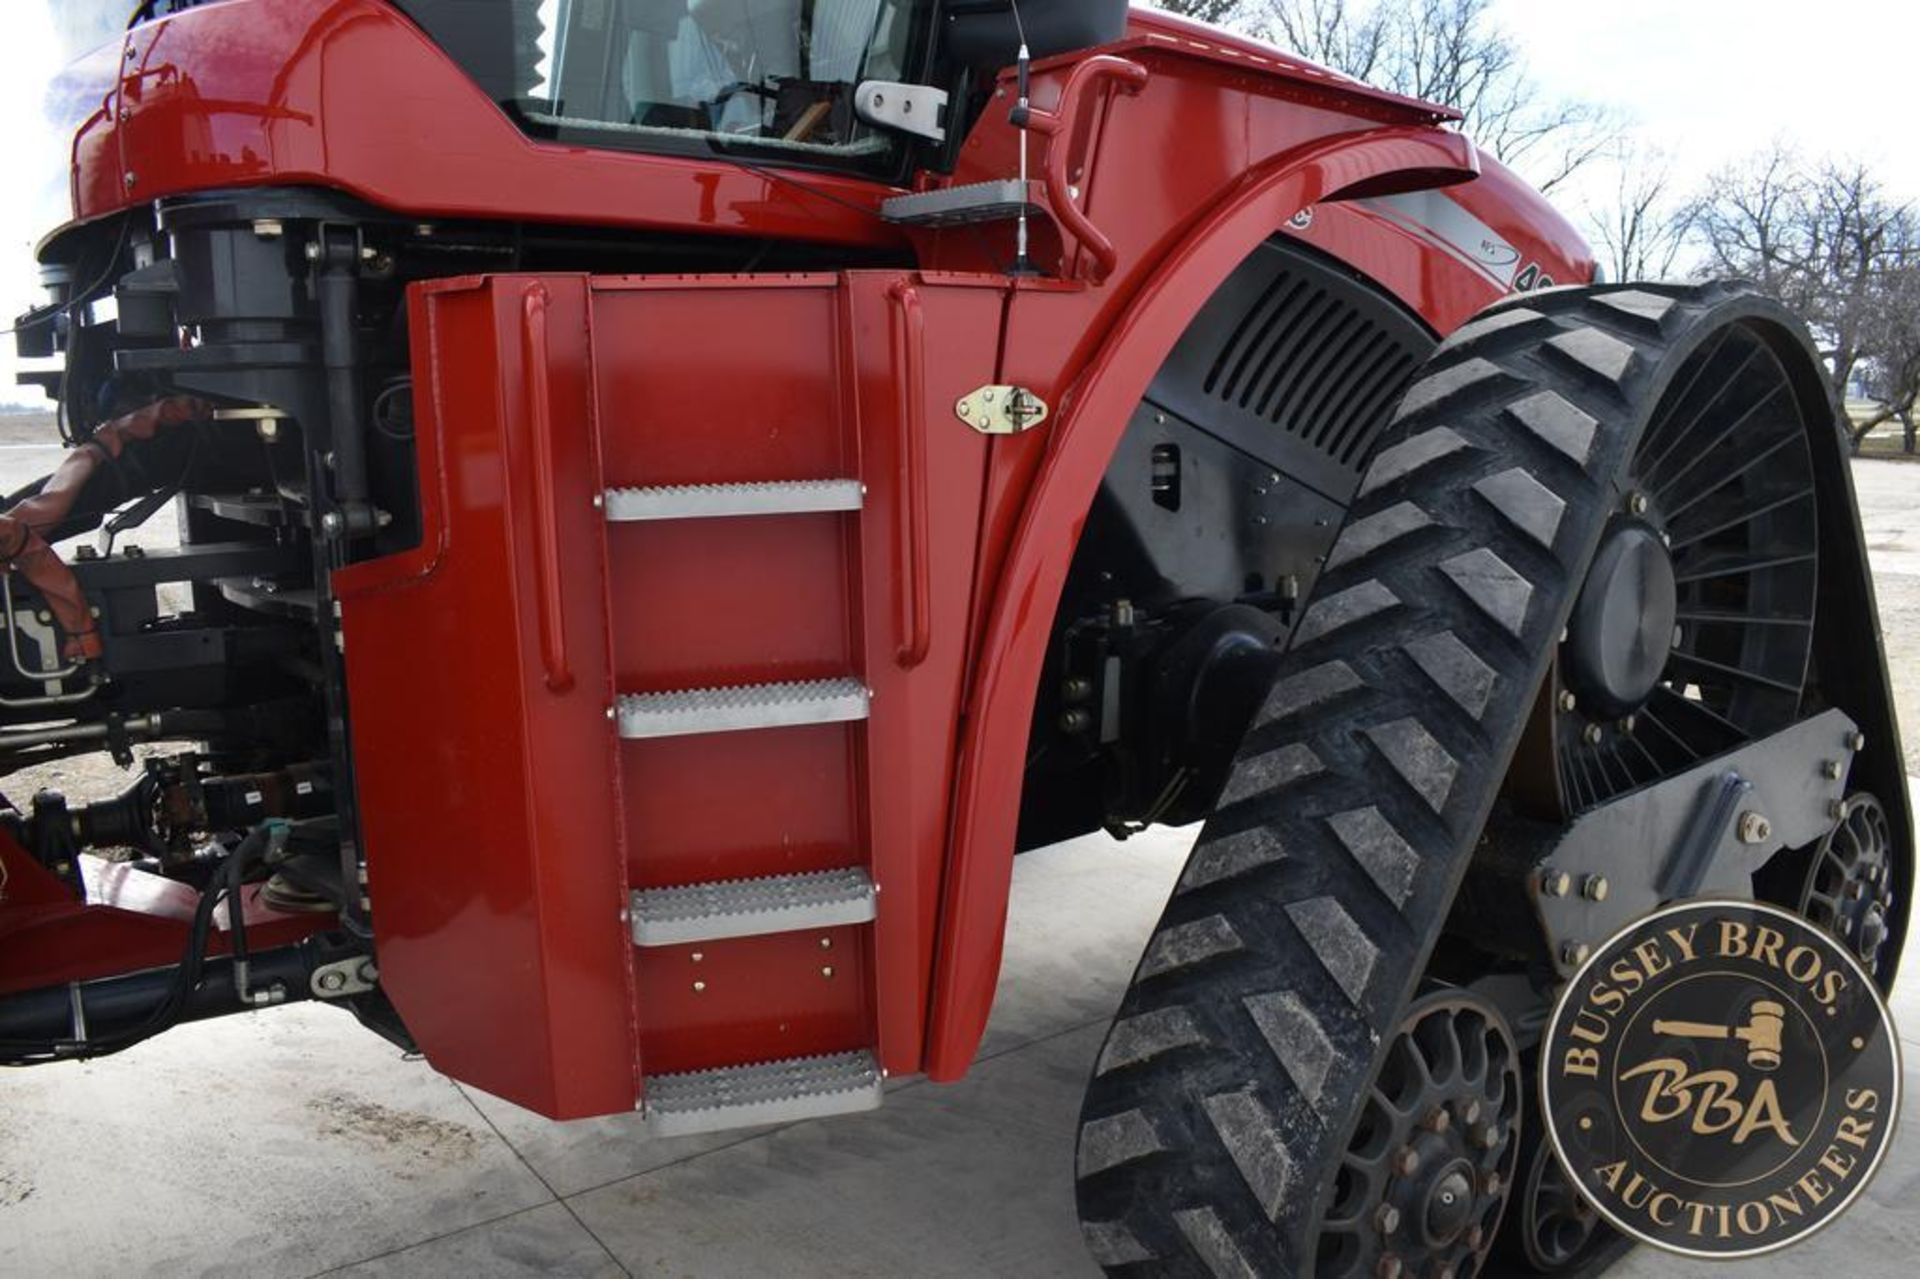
[955, 385, 1049, 435]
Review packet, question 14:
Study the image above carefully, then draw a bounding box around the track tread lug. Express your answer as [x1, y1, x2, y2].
[1285, 896, 1379, 1005]
[1218, 742, 1323, 806]
[1078, 1108, 1171, 1178]
[1438, 546, 1535, 638]
[1505, 389, 1598, 464]
[1363, 717, 1459, 813]
[1098, 1007, 1210, 1076]
[1175, 1207, 1261, 1279]
[1261, 660, 1362, 721]
[1474, 466, 1566, 551]
[1177, 826, 1286, 894]
[1202, 1089, 1299, 1221]
[1293, 580, 1401, 646]
[1356, 426, 1472, 498]
[1325, 501, 1435, 570]
[1403, 630, 1497, 720]
[1326, 806, 1423, 906]
[1244, 989, 1338, 1110]
[1139, 914, 1246, 979]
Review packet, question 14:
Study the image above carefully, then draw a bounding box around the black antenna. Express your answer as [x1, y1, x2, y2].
[1006, 0, 1037, 276]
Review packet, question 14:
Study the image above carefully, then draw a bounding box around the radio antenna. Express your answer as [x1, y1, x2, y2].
[1007, 0, 1036, 275]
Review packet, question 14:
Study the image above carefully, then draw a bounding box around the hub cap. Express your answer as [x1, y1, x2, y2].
[1563, 520, 1676, 719]
[1801, 792, 1898, 981]
[1315, 992, 1520, 1278]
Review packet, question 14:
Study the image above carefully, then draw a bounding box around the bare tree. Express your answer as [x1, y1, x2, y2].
[1585, 147, 1694, 282]
[1692, 148, 1920, 442]
[1181, 0, 1619, 194]
[1854, 250, 1920, 451]
[1263, 0, 1388, 83]
[1153, 0, 1256, 28]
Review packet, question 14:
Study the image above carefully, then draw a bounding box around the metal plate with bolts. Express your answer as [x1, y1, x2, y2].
[310, 956, 378, 998]
[1529, 708, 1857, 975]
[955, 384, 1049, 435]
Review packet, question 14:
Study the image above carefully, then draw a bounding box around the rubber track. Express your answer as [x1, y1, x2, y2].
[1075, 283, 1748, 1277]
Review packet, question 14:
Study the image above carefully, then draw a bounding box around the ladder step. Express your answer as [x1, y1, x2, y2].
[641, 1050, 883, 1137]
[603, 479, 863, 522]
[631, 868, 876, 946]
[880, 178, 1040, 227]
[617, 677, 869, 740]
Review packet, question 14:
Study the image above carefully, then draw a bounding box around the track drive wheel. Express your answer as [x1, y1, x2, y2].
[1075, 283, 1821, 1276]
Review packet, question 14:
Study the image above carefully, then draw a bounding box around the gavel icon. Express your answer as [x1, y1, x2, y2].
[1651, 1001, 1787, 1071]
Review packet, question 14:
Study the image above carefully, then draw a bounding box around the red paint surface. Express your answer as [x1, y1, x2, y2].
[21, 0, 1599, 1114]
[0, 838, 329, 996]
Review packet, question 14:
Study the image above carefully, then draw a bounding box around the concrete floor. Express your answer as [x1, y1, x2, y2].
[4, 456, 1920, 1276]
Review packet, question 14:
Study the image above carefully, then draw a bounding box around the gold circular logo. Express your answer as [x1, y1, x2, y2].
[1540, 899, 1900, 1258]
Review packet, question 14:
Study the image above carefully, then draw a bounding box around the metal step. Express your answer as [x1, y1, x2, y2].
[880, 178, 1040, 227]
[641, 1050, 883, 1137]
[617, 677, 869, 740]
[631, 867, 876, 946]
[603, 479, 863, 522]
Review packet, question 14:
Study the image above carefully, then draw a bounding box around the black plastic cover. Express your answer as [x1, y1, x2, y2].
[944, 0, 1129, 70]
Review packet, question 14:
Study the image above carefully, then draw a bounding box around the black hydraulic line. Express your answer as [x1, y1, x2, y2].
[0, 946, 312, 1047]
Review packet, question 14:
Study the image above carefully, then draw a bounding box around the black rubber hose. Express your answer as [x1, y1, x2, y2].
[0, 947, 311, 1047]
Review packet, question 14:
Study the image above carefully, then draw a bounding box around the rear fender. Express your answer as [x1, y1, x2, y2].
[925, 125, 1483, 1078]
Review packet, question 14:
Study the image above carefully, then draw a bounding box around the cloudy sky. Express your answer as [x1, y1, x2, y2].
[0, 0, 1916, 405]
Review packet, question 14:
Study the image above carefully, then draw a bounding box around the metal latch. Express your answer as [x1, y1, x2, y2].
[955, 385, 1050, 435]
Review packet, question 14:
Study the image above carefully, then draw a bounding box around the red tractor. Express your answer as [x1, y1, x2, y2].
[3, 2, 1906, 1275]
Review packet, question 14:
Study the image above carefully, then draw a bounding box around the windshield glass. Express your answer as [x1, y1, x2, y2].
[401, 0, 928, 175]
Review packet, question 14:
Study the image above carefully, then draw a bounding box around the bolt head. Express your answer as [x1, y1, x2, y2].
[1823, 759, 1843, 780]
[1581, 874, 1610, 902]
[1831, 798, 1849, 820]
[1466, 1225, 1486, 1251]
[1481, 1169, 1503, 1197]
[1373, 1202, 1401, 1235]
[1375, 1255, 1404, 1279]
[318, 970, 346, 992]
[1558, 690, 1577, 712]
[1737, 811, 1772, 845]
[1618, 715, 1636, 733]
[821, 965, 835, 978]
[1562, 941, 1590, 967]
[1850, 731, 1868, 752]
[1392, 1146, 1421, 1177]
[123, 170, 137, 189]
[692, 980, 706, 992]
[1627, 492, 1649, 516]
[1458, 1098, 1482, 1126]
[1422, 1106, 1451, 1134]
[1582, 723, 1604, 746]
[1469, 1118, 1500, 1150]
[1539, 867, 1572, 898]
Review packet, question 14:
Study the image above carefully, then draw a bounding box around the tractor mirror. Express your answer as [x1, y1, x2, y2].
[941, 0, 1128, 71]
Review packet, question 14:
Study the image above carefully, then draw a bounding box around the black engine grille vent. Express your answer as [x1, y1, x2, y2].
[1147, 237, 1436, 504]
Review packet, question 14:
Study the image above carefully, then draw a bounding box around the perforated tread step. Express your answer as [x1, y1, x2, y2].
[641, 1050, 883, 1137]
[603, 479, 863, 521]
[880, 178, 1040, 227]
[631, 868, 876, 946]
[616, 677, 869, 740]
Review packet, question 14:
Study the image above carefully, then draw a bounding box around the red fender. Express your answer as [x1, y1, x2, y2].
[924, 124, 1481, 1079]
